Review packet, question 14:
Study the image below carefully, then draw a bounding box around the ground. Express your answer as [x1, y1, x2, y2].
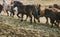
[0, 15, 60, 37]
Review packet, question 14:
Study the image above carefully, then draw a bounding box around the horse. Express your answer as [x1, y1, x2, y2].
[44, 8, 60, 28]
[3, 0, 15, 16]
[39, 5, 59, 24]
[13, 1, 40, 23]
[44, 5, 57, 24]
[45, 5, 60, 24]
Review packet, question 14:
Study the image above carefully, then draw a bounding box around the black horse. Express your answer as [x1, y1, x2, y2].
[13, 1, 40, 23]
[41, 5, 58, 24]
[45, 9, 60, 28]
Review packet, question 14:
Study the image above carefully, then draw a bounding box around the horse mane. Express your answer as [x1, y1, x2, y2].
[14, 1, 23, 5]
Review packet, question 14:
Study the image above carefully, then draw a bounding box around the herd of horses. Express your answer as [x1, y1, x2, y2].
[0, 1, 60, 28]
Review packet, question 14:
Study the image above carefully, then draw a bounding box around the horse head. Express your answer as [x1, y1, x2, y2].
[13, 1, 23, 8]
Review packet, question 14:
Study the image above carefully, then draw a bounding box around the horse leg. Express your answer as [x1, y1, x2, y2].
[55, 20, 59, 28]
[10, 12, 15, 17]
[30, 15, 32, 23]
[25, 15, 28, 21]
[37, 18, 40, 23]
[29, 12, 32, 23]
[34, 17, 36, 23]
[45, 17, 48, 24]
[10, 11, 12, 16]
[17, 12, 21, 18]
[37, 15, 40, 23]
[10, 13, 12, 16]
[34, 17, 40, 23]
[6, 10, 9, 16]
[12, 9, 16, 17]
[12, 11, 15, 17]
[21, 14, 23, 21]
[57, 21, 59, 28]
[50, 19, 54, 28]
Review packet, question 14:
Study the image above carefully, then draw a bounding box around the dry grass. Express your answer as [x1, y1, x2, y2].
[0, 15, 60, 37]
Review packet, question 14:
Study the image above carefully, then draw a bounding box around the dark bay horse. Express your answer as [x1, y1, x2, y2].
[13, 1, 40, 23]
